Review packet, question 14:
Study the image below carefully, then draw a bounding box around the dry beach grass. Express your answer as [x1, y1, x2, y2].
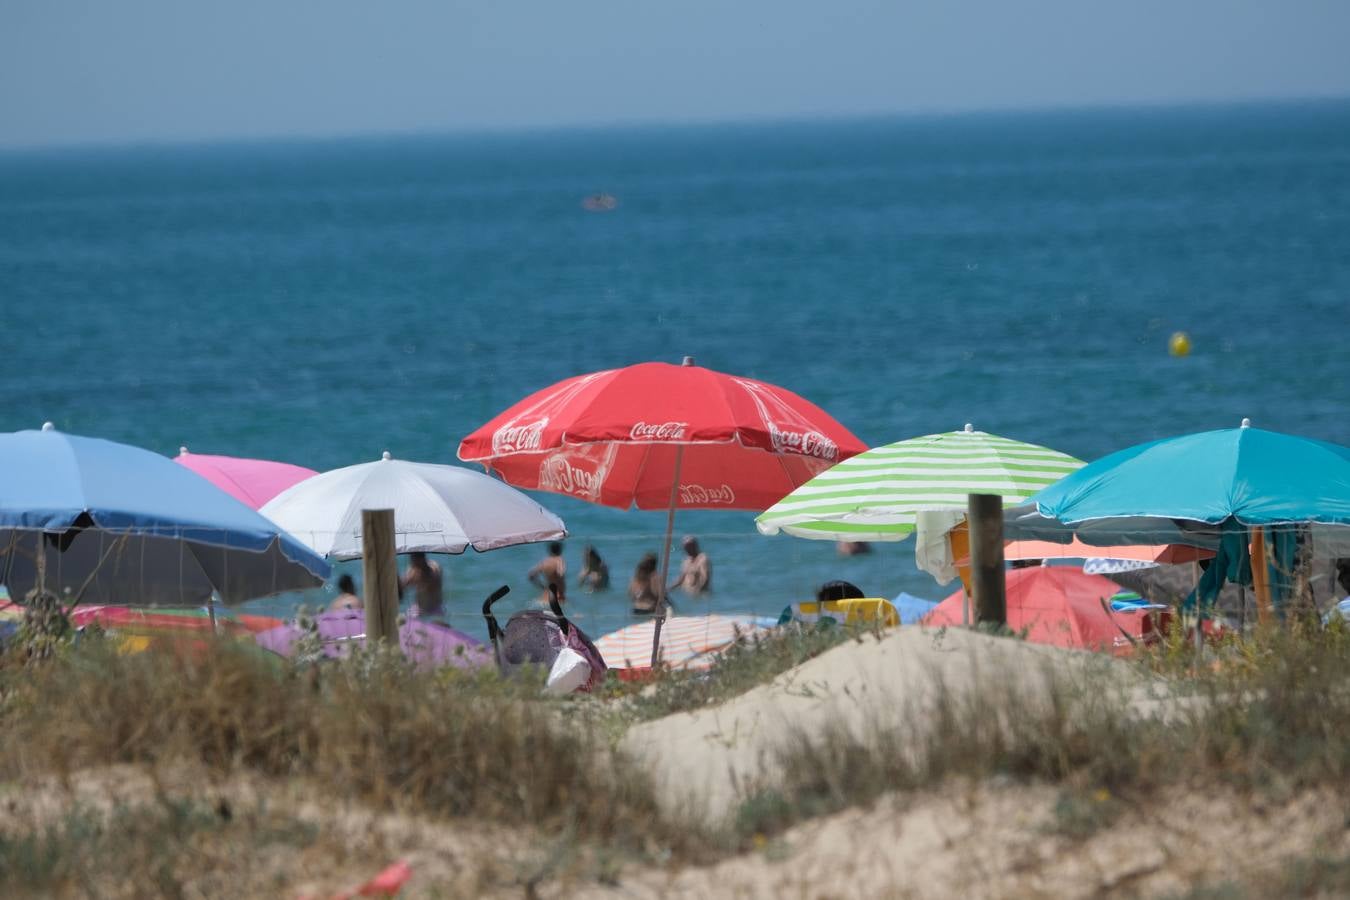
[1, 620, 1348, 897]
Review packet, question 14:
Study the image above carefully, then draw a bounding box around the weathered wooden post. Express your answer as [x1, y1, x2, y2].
[968, 493, 1007, 628]
[362, 509, 399, 645]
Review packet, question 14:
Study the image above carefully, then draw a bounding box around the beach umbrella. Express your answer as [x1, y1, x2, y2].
[458, 356, 866, 663]
[259, 452, 567, 559]
[0, 424, 330, 607]
[922, 566, 1130, 653]
[254, 608, 492, 669]
[991, 539, 1213, 566]
[757, 424, 1083, 613]
[1024, 419, 1350, 613]
[174, 447, 317, 510]
[593, 614, 775, 676]
[756, 424, 1083, 542]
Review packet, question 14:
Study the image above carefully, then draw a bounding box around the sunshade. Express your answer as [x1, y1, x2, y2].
[260, 452, 567, 560]
[459, 356, 865, 666]
[1024, 420, 1350, 611]
[1032, 421, 1350, 530]
[922, 566, 1129, 652]
[594, 614, 774, 672]
[174, 447, 317, 510]
[458, 358, 866, 511]
[756, 425, 1083, 541]
[0, 425, 329, 606]
[956, 538, 1213, 565]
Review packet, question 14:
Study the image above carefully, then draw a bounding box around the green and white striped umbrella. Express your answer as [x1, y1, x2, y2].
[755, 425, 1084, 541]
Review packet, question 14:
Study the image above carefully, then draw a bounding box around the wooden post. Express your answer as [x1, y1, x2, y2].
[967, 494, 1006, 628]
[362, 509, 399, 645]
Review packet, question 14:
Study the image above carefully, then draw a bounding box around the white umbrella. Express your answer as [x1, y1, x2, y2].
[259, 452, 567, 560]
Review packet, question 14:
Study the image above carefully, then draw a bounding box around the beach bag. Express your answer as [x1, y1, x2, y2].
[545, 646, 592, 694]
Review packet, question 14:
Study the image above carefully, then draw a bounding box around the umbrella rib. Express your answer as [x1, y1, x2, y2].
[628, 444, 656, 511]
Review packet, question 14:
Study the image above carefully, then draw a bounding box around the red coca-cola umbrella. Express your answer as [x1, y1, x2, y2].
[458, 356, 867, 664]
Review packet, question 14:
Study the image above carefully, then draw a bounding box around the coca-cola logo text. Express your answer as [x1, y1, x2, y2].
[679, 483, 736, 505]
[629, 421, 688, 441]
[492, 418, 548, 454]
[767, 422, 838, 460]
[540, 455, 604, 499]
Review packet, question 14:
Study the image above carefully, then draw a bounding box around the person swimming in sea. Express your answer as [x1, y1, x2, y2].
[529, 541, 568, 605]
[577, 544, 610, 592]
[669, 535, 712, 597]
[629, 552, 661, 614]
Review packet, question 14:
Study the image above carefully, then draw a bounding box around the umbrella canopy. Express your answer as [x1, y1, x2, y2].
[260, 452, 567, 560]
[0, 425, 329, 606]
[174, 447, 317, 510]
[1032, 421, 1350, 532]
[255, 609, 492, 669]
[756, 425, 1083, 541]
[960, 538, 1214, 566]
[1024, 421, 1350, 612]
[457, 359, 867, 511]
[922, 566, 1128, 652]
[594, 613, 775, 673]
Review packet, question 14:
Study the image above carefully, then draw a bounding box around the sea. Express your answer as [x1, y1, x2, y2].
[3, 99, 1349, 635]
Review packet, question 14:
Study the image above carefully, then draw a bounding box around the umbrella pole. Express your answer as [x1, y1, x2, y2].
[651, 445, 686, 669]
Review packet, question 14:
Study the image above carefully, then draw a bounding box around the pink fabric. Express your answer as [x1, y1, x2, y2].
[923, 566, 1129, 652]
[458, 361, 866, 510]
[174, 451, 317, 510]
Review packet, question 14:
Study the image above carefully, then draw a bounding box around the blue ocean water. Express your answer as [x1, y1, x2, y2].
[2, 100, 1349, 634]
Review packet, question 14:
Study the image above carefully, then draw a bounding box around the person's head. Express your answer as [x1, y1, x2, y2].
[682, 535, 700, 556]
[549, 541, 563, 557]
[410, 551, 428, 568]
[584, 544, 602, 566]
[635, 552, 659, 577]
[337, 573, 356, 595]
[816, 580, 865, 603]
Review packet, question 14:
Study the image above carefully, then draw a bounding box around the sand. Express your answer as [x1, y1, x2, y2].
[621, 625, 1149, 820]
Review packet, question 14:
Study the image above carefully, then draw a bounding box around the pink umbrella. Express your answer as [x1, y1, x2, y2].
[174, 447, 317, 510]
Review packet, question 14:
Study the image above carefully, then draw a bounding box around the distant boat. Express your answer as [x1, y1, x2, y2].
[581, 193, 618, 212]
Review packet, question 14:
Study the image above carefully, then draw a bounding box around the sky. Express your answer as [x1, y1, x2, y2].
[3, 0, 1350, 148]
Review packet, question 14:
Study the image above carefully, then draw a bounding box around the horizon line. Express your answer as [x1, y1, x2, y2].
[3, 92, 1348, 156]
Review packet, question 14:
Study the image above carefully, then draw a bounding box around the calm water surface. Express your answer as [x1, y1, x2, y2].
[3, 100, 1348, 632]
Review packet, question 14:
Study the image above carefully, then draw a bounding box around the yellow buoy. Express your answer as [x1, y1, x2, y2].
[1168, 331, 1192, 357]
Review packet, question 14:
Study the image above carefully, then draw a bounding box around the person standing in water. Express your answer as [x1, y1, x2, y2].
[577, 544, 610, 592]
[669, 535, 712, 597]
[529, 542, 567, 605]
[629, 552, 661, 614]
[400, 551, 444, 617]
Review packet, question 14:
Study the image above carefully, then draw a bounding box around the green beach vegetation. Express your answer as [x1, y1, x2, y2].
[1, 619, 1348, 897]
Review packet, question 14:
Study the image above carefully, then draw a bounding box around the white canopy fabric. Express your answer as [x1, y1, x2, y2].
[260, 453, 567, 560]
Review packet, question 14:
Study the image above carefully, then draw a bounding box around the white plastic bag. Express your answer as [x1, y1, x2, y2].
[544, 647, 591, 694]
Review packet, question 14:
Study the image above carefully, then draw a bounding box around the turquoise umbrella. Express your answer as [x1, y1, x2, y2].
[1026, 419, 1350, 612]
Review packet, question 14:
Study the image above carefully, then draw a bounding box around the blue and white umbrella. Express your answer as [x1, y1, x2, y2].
[0, 424, 330, 606]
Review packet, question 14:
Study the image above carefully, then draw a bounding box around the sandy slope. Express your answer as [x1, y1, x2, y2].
[621, 625, 1147, 820]
[608, 783, 1348, 899]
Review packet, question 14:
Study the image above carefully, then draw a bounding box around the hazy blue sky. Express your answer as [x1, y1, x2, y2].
[3, 0, 1349, 147]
